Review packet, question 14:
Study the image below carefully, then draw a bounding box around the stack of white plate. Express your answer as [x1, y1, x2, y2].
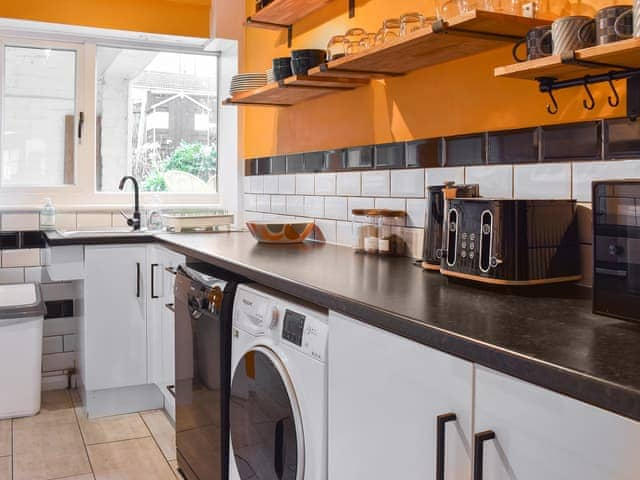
[230, 73, 268, 96]
[266, 68, 275, 83]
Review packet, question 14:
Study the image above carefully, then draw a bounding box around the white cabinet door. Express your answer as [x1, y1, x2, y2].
[329, 312, 473, 480]
[474, 366, 640, 480]
[84, 245, 148, 391]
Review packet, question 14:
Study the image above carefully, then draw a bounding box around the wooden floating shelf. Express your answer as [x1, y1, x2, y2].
[223, 75, 369, 107]
[248, 0, 336, 27]
[308, 10, 550, 79]
[495, 38, 640, 81]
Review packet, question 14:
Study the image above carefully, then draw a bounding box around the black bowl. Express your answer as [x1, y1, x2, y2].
[290, 50, 326, 75]
[291, 49, 326, 60]
[272, 57, 293, 80]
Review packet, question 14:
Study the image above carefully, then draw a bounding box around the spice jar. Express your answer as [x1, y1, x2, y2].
[352, 209, 382, 254]
[378, 210, 407, 256]
[364, 210, 383, 253]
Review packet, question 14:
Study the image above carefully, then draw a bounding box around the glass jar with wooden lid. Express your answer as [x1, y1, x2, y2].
[352, 209, 383, 253]
[378, 210, 407, 256]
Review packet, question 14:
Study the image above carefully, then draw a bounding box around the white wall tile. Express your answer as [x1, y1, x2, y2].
[43, 316, 77, 336]
[244, 194, 257, 211]
[42, 374, 68, 391]
[514, 163, 572, 199]
[264, 175, 279, 194]
[244, 211, 264, 222]
[250, 175, 264, 194]
[271, 195, 287, 214]
[1, 213, 39, 231]
[336, 172, 361, 196]
[55, 213, 77, 231]
[63, 334, 77, 352]
[336, 221, 352, 246]
[572, 160, 640, 202]
[465, 165, 513, 198]
[243, 176, 251, 194]
[0, 267, 25, 284]
[361, 170, 390, 196]
[43, 336, 63, 355]
[112, 213, 129, 228]
[348, 197, 375, 212]
[295, 174, 315, 194]
[315, 173, 336, 195]
[406, 199, 426, 228]
[304, 196, 324, 218]
[24, 267, 43, 283]
[278, 175, 296, 194]
[426, 167, 465, 186]
[314, 219, 337, 243]
[42, 352, 75, 372]
[286, 196, 304, 216]
[391, 169, 425, 198]
[41, 282, 75, 301]
[256, 195, 271, 213]
[375, 198, 406, 211]
[76, 213, 112, 231]
[2, 249, 40, 268]
[324, 197, 348, 221]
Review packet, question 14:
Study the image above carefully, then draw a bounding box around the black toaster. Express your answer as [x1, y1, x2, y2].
[440, 198, 581, 285]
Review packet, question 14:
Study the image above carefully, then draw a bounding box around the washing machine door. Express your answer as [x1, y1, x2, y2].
[230, 346, 304, 480]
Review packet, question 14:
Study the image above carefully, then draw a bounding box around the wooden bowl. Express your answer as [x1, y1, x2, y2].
[246, 221, 314, 244]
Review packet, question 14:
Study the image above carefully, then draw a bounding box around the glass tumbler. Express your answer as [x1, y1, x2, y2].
[327, 35, 346, 61]
[400, 13, 427, 36]
[382, 18, 401, 43]
[343, 27, 367, 56]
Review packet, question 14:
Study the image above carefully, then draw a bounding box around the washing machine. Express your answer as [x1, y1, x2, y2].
[229, 284, 328, 480]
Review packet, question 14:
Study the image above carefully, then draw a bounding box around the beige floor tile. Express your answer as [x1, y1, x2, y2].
[12, 419, 91, 480]
[169, 459, 181, 479]
[88, 437, 175, 480]
[76, 410, 150, 446]
[70, 389, 82, 408]
[0, 421, 10, 457]
[58, 475, 95, 479]
[0, 456, 10, 480]
[14, 389, 76, 427]
[141, 410, 176, 461]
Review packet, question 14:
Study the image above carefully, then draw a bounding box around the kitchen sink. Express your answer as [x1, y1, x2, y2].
[59, 229, 150, 238]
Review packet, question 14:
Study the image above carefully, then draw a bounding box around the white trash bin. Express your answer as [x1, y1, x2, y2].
[0, 283, 46, 419]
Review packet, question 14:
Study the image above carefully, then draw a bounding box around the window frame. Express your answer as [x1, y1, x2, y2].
[0, 27, 222, 206]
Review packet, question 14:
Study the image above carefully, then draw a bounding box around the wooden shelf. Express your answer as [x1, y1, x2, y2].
[495, 38, 640, 81]
[249, 0, 335, 26]
[308, 10, 549, 79]
[223, 75, 368, 107]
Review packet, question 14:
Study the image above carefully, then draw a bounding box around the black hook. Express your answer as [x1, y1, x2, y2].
[546, 87, 559, 115]
[607, 74, 620, 107]
[583, 78, 596, 110]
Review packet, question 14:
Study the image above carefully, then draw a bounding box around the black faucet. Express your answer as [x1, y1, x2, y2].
[118, 176, 141, 231]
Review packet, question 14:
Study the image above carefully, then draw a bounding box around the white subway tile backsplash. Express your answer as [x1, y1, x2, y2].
[41, 282, 75, 302]
[325, 197, 349, 220]
[42, 374, 68, 391]
[244, 194, 257, 211]
[250, 175, 264, 194]
[43, 316, 78, 337]
[426, 167, 465, 186]
[361, 170, 390, 196]
[348, 197, 375, 212]
[406, 199, 426, 228]
[76, 213, 112, 231]
[286, 196, 304, 216]
[514, 163, 572, 199]
[1, 213, 39, 231]
[314, 219, 337, 243]
[24, 267, 43, 283]
[278, 175, 296, 194]
[572, 160, 640, 202]
[256, 195, 271, 213]
[43, 336, 63, 355]
[112, 213, 129, 228]
[55, 213, 77, 231]
[304, 196, 324, 218]
[63, 334, 77, 352]
[264, 175, 279, 194]
[315, 173, 337, 195]
[2, 249, 40, 268]
[295, 174, 315, 194]
[374, 198, 406, 211]
[271, 195, 287, 214]
[0, 267, 25, 284]
[336, 172, 361, 196]
[465, 165, 513, 198]
[391, 169, 425, 198]
[42, 352, 75, 372]
[336, 221, 352, 246]
[243, 176, 251, 194]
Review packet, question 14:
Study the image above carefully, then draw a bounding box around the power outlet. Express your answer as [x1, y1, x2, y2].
[522, 2, 537, 18]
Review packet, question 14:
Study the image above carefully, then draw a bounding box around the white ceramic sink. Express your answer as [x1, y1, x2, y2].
[60, 228, 150, 238]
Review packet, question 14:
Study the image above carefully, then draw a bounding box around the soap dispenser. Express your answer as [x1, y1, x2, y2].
[40, 198, 56, 230]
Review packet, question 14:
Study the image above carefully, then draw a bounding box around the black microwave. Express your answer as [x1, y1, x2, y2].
[593, 180, 640, 323]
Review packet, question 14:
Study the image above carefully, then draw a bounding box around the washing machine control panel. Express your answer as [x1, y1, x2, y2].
[281, 308, 328, 363]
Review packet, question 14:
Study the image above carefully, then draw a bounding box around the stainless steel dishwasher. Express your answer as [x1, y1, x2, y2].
[174, 264, 240, 480]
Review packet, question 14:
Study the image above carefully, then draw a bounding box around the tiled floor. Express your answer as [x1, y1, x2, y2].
[0, 390, 180, 480]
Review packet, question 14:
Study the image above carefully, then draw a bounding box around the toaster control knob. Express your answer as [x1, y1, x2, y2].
[470, 233, 477, 241]
[461, 241, 467, 249]
[608, 244, 624, 256]
[482, 224, 491, 235]
[269, 307, 280, 330]
[490, 257, 503, 268]
[469, 251, 475, 260]
[436, 249, 444, 259]
[461, 250, 468, 259]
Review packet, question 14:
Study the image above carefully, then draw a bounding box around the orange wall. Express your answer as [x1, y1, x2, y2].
[241, 0, 631, 159]
[0, 0, 210, 37]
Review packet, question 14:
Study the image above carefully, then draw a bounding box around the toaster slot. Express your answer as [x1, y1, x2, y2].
[446, 208, 459, 267]
[479, 210, 493, 273]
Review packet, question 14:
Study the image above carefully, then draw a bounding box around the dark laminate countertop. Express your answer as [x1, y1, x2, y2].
[45, 230, 640, 421]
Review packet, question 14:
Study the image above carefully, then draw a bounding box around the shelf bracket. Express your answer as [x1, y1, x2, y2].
[559, 51, 631, 72]
[431, 19, 521, 42]
[349, 0, 355, 18]
[315, 62, 404, 78]
[246, 17, 293, 47]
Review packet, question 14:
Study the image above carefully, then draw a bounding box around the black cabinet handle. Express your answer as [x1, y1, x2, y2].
[136, 262, 141, 298]
[473, 430, 496, 480]
[165, 266, 177, 275]
[166, 385, 175, 398]
[151, 263, 159, 299]
[78, 111, 84, 140]
[436, 413, 457, 480]
[274, 418, 285, 479]
[165, 303, 175, 312]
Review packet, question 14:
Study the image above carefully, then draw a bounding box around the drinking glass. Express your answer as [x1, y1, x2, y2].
[326, 35, 346, 61]
[400, 13, 427, 36]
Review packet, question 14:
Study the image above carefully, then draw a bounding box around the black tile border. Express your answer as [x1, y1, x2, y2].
[244, 117, 640, 175]
[0, 231, 46, 250]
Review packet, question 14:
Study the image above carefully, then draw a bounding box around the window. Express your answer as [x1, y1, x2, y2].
[1, 44, 78, 186]
[96, 47, 219, 194]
